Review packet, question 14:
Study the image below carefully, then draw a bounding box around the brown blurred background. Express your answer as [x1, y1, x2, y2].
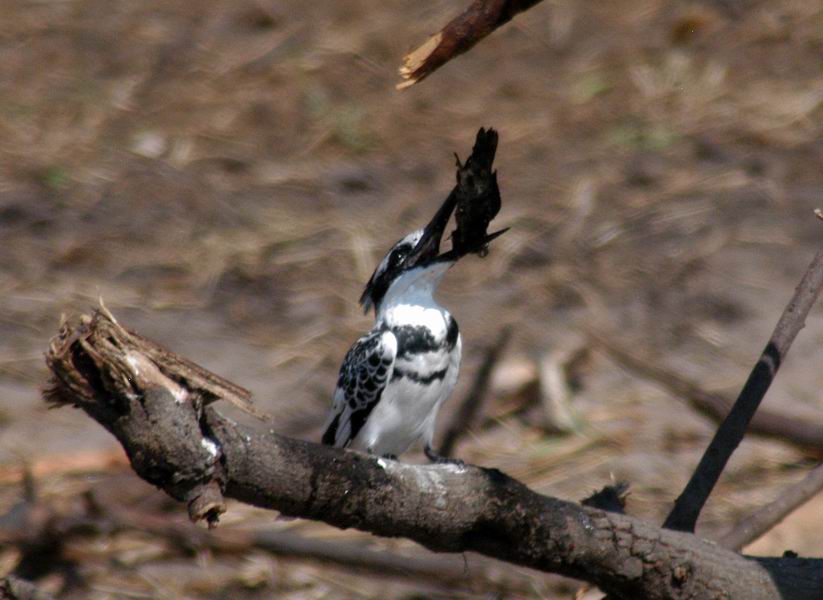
[2, 0, 823, 598]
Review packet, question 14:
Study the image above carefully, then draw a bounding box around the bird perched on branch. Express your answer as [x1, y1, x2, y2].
[321, 129, 505, 462]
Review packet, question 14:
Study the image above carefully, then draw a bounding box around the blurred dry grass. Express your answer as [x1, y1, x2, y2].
[2, 0, 823, 598]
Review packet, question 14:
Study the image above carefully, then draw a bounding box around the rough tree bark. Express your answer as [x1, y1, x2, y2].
[43, 309, 823, 600]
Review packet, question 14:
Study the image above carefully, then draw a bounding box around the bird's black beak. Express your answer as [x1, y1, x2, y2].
[405, 190, 458, 267]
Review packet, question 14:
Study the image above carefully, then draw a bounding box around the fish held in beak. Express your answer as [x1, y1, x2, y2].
[451, 127, 505, 257]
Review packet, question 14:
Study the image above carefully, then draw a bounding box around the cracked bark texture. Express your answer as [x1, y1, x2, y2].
[44, 309, 823, 600]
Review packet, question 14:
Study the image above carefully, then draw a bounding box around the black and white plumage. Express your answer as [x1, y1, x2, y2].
[322, 128, 504, 462]
[321, 202, 462, 460]
[321, 328, 397, 451]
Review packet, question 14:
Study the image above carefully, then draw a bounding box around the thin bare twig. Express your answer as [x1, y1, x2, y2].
[398, 0, 545, 89]
[663, 245, 823, 532]
[439, 325, 512, 457]
[719, 461, 823, 551]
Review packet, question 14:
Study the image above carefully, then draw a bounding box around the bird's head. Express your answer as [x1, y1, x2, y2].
[359, 192, 458, 315]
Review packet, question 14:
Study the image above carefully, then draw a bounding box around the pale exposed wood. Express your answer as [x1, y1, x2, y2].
[397, 0, 545, 89]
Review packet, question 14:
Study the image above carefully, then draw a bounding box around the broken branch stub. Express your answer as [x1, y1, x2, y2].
[398, 0, 546, 89]
[45, 309, 228, 526]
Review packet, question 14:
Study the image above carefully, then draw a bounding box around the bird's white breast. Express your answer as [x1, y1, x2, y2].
[351, 304, 461, 457]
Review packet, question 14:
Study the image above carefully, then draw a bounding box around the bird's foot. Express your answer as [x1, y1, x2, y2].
[424, 444, 464, 466]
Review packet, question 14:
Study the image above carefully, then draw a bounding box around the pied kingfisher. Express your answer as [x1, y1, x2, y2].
[321, 191, 466, 462]
[322, 128, 504, 462]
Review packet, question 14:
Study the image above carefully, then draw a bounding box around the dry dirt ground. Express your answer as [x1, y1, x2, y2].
[2, 0, 823, 598]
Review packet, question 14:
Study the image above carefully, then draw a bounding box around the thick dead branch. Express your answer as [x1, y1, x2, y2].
[45, 310, 230, 526]
[719, 461, 823, 551]
[42, 308, 823, 600]
[587, 331, 823, 450]
[664, 246, 823, 532]
[439, 325, 512, 457]
[398, 0, 545, 89]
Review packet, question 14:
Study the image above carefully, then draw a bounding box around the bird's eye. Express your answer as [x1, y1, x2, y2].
[390, 248, 408, 268]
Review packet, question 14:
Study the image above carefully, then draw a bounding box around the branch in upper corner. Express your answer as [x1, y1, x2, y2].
[663, 244, 823, 532]
[718, 461, 823, 551]
[397, 0, 545, 89]
[41, 307, 823, 600]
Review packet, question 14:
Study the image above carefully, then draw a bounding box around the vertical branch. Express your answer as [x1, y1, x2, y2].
[663, 245, 823, 532]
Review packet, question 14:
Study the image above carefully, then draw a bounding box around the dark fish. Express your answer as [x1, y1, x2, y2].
[451, 127, 506, 256]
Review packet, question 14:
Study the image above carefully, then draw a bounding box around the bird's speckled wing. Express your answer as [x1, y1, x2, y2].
[321, 329, 397, 449]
